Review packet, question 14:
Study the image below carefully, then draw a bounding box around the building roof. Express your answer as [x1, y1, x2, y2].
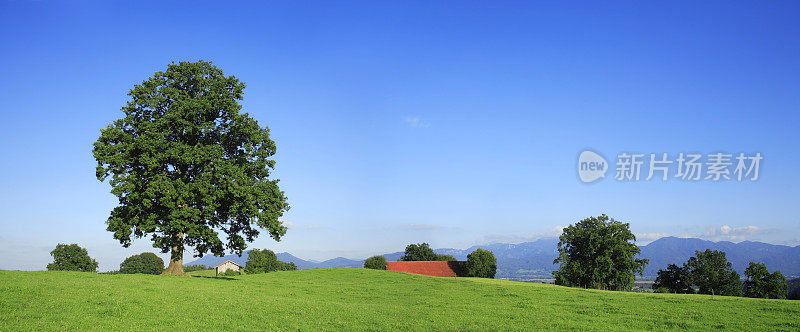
[386, 261, 463, 277]
[213, 260, 244, 269]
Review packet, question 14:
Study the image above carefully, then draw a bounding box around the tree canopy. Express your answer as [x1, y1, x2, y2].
[93, 61, 290, 275]
[120, 252, 164, 274]
[652, 264, 694, 294]
[744, 262, 787, 299]
[400, 243, 438, 261]
[244, 249, 296, 274]
[465, 248, 496, 278]
[363, 255, 387, 270]
[686, 249, 742, 297]
[46, 243, 98, 272]
[553, 215, 648, 291]
[400, 243, 455, 261]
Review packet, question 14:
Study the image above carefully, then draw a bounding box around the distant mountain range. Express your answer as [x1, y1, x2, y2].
[187, 237, 800, 279]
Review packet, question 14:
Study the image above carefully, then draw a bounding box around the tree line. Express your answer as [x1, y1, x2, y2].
[552, 214, 792, 300]
[44, 243, 296, 276]
[652, 250, 788, 298]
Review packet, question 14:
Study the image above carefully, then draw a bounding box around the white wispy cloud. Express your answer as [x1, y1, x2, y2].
[281, 220, 319, 230]
[702, 225, 765, 241]
[403, 116, 430, 128]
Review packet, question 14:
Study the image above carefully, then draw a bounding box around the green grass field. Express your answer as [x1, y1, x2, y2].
[1, 268, 798, 331]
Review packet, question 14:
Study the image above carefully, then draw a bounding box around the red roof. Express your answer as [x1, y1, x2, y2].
[386, 261, 462, 277]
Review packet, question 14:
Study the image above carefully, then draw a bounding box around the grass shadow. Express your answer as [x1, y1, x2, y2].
[192, 276, 239, 281]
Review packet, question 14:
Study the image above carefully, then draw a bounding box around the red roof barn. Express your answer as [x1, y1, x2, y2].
[386, 261, 465, 277]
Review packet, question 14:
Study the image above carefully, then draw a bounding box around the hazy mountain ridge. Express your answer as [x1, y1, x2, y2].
[188, 237, 800, 278]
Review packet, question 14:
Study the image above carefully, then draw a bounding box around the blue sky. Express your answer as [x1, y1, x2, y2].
[1, 1, 799, 271]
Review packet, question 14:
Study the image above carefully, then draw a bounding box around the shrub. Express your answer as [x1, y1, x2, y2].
[220, 269, 240, 277]
[465, 248, 497, 278]
[120, 252, 164, 274]
[183, 265, 209, 272]
[364, 255, 387, 270]
[653, 287, 671, 294]
[46, 243, 98, 272]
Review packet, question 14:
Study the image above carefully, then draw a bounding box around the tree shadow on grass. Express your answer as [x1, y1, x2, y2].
[192, 276, 239, 281]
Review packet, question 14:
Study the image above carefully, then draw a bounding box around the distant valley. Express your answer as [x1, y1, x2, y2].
[188, 237, 800, 279]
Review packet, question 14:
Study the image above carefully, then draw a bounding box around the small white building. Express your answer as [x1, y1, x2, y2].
[213, 260, 244, 276]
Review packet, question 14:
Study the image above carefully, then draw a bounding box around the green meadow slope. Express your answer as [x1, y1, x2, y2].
[1, 268, 798, 331]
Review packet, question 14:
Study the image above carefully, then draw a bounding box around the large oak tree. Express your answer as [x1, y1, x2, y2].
[553, 214, 648, 291]
[94, 61, 290, 275]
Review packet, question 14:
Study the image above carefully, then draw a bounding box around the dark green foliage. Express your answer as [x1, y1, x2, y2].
[119, 252, 164, 274]
[399, 243, 456, 262]
[686, 249, 742, 297]
[465, 248, 497, 278]
[787, 278, 800, 300]
[653, 287, 671, 293]
[93, 60, 290, 274]
[789, 287, 800, 300]
[244, 249, 295, 274]
[364, 255, 387, 270]
[552, 215, 648, 291]
[400, 243, 438, 261]
[220, 269, 240, 277]
[743, 262, 788, 299]
[436, 254, 457, 261]
[182, 265, 209, 272]
[46, 244, 98, 272]
[652, 264, 694, 294]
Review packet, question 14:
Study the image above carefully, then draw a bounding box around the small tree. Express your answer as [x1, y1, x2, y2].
[120, 252, 164, 274]
[553, 215, 648, 290]
[364, 255, 387, 270]
[652, 264, 694, 294]
[46, 244, 98, 272]
[283, 262, 298, 271]
[686, 249, 742, 297]
[465, 248, 496, 278]
[244, 249, 294, 274]
[400, 243, 438, 261]
[744, 262, 788, 299]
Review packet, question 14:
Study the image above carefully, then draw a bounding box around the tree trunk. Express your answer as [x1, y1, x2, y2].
[161, 233, 187, 276]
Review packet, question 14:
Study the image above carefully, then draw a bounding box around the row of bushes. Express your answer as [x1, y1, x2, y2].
[46, 243, 178, 275]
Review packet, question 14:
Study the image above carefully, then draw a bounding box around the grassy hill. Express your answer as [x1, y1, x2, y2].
[1, 269, 798, 330]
